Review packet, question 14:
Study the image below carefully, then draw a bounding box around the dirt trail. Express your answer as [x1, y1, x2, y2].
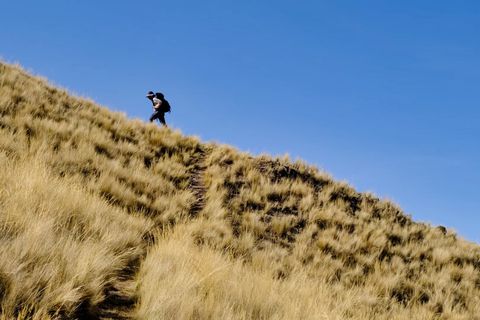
[96, 146, 210, 319]
[187, 146, 209, 217]
[94, 253, 146, 319]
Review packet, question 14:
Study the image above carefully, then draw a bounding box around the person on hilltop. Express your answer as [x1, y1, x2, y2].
[146, 91, 171, 127]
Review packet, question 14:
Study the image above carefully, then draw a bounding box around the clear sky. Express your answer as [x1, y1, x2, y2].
[1, 1, 479, 242]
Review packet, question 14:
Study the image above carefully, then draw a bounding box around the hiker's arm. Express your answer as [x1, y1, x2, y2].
[153, 99, 162, 110]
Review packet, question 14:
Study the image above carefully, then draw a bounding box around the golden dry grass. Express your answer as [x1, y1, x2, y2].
[0, 61, 479, 319]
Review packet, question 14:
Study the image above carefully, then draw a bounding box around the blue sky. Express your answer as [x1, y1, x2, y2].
[1, 1, 479, 242]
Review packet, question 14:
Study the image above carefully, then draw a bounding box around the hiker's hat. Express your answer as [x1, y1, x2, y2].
[146, 91, 155, 98]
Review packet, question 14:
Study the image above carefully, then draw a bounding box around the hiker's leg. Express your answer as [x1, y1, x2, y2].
[149, 112, 156, 122]
[149, 111, 160, 122]
[159, 113, 167, 126]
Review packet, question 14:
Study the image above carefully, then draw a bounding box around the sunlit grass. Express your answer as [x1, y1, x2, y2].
[0, 62, 479, 319]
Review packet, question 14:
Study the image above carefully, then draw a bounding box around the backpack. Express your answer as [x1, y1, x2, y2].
[155, 92, 171, 113]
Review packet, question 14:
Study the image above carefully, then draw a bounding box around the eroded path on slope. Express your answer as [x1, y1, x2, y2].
[94, 251, 148, 319]
[187, 146, 209, 218]
[97, 145, 211, 319]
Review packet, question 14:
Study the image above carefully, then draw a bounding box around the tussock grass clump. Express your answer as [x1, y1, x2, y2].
[136, 228, 328, 320]
[0, 154, 152, 319]
[1, 61, 480, 319]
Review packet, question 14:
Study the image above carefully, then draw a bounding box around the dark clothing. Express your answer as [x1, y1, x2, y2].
[147, 91, 169, 126]
[150, 109, 166, 126]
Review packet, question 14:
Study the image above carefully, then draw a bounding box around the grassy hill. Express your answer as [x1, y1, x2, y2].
[0, 62, 479, 320]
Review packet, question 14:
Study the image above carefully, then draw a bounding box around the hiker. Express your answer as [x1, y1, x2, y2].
[146, 91, 171, 126]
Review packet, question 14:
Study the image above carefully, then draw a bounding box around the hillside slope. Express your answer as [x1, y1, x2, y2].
[0, 62, 479, 320]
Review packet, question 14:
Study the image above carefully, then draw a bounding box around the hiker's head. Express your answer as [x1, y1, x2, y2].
[146, 91, 155, 100]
